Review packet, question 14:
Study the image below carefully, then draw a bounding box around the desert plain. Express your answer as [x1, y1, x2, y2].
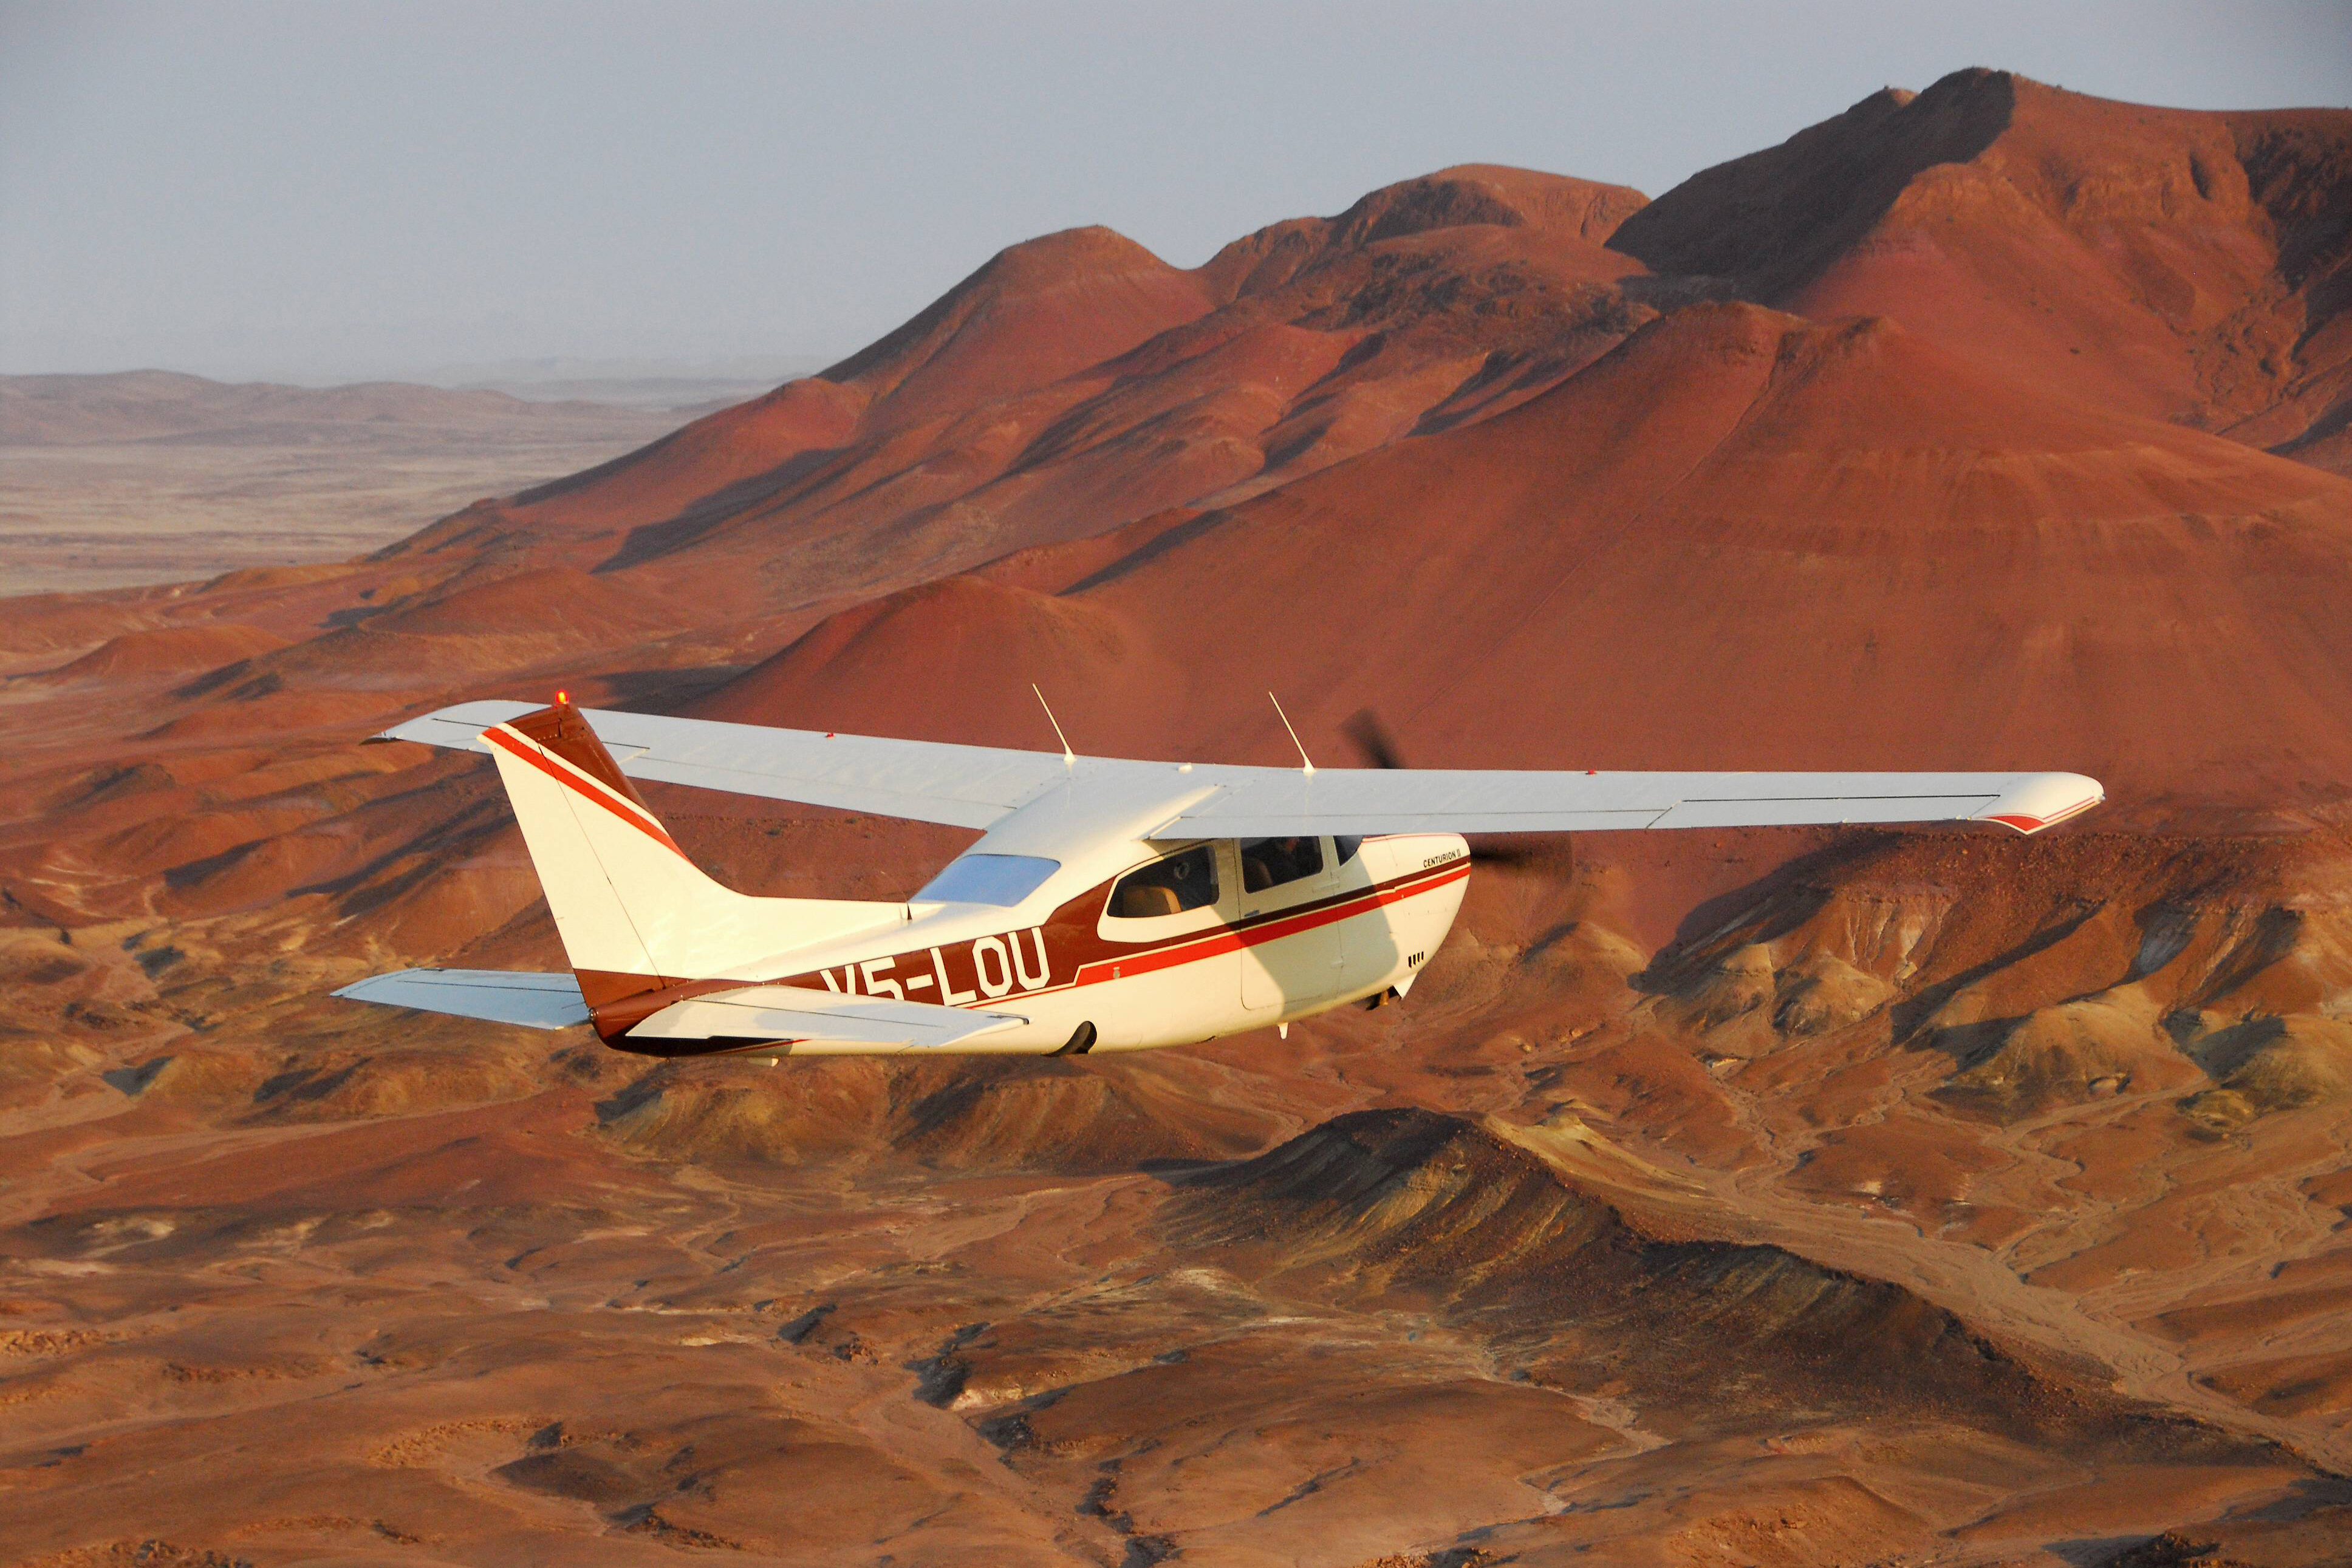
[5, 68, 2352, 1567]
[0, 375, 701, 595]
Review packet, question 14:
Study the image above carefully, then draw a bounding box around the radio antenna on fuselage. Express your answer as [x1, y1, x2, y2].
[1032, 684, 1076, 765]
[1268, 692, 1314, 775]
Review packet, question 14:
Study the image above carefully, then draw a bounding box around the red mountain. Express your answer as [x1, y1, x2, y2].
[1610, 68, 2352, 469]
[697, 300, 2352, 822]
[9, 70, 2352, 926]
[382, 166, 1656, 618]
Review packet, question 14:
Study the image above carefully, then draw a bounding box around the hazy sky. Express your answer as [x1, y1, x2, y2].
[5, 1, 2348, 383]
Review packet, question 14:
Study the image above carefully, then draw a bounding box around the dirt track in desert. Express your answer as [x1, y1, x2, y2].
[7, 68, 2352, 1567]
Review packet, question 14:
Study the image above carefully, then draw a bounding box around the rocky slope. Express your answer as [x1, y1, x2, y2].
[1611, 69, 2352, 469]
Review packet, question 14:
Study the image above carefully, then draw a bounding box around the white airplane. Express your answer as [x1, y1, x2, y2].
[335, 694, 2102, 1060]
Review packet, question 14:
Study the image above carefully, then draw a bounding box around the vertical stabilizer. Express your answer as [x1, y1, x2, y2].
[480, 695, 903, 1006]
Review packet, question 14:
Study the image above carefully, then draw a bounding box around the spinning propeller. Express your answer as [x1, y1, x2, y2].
[1340, 711, 1576, 876]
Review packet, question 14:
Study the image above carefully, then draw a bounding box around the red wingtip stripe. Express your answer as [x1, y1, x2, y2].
[1983, 793, 2101, 836]
[484, 725, 684, 856]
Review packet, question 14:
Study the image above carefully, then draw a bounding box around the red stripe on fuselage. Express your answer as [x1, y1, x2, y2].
[1062, 856, 1471, 991]
[484, 725, 684, 855]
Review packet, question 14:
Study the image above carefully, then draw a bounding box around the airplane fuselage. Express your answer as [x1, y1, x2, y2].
[590, 831, 1470, 1057]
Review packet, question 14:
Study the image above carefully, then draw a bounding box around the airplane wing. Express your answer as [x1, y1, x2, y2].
[625, 984, 1028, 1049]
[371, 700, 1081, 830]
[1150, 766, 2104, 837]
[333, 968, 591, 1028]
[374, 701, 2100, 838]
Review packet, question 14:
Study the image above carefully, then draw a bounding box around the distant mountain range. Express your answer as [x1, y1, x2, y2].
[426, 354, 832, 412]
[0, 368, 722, 445]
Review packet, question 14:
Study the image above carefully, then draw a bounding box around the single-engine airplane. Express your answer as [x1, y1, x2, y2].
[335, 695, 2102, 1060]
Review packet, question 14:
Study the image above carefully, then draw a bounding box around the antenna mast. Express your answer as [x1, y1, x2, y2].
[1268, 692, 1314, 774]
[1032, 684, 1076, 765]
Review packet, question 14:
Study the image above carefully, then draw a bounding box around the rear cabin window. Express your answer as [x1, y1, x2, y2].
[1107, 845, 1219, 919]
[914, 853, 1061, 906]
[1239, 836, 1323, 893]
[1334, 836, 1363, 867]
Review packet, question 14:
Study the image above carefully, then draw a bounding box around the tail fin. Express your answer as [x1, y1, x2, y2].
[481, 695, 903, 1007]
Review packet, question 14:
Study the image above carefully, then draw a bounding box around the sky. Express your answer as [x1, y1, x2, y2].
[4, 1, 2348, 384]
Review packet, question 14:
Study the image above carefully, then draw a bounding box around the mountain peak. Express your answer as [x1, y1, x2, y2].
[1199, 165, 1649, 302]
[963, 224, 1177, 291]
[1330, 165, 1649, 248]
[816, 224, 1210, 431]
[1608, 69, 2015, 287]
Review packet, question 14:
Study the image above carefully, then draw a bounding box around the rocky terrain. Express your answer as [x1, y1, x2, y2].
[5, 69, 2352, 1566]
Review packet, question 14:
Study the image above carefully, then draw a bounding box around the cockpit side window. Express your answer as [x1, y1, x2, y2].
[1238, 835, 1324, 893]
[1107, 844, 1220, 919]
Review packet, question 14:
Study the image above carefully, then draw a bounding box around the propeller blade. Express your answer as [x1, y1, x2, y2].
[1341, 709, 1409, 771]
[1341, 711, 1571, 876]
[1469, 834, 1577, 878]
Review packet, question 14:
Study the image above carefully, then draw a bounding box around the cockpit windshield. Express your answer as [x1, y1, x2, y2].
[913, 853, 1061, 907]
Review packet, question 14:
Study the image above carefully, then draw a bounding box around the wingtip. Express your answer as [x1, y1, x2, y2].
[1978, 772, 2104, 835]
[361, 700, 547, 753]
[364, 714, 480, 750]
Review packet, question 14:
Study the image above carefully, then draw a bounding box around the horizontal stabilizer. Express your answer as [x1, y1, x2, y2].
[629, 984, 1027, 1051]
[334, 969, 589, 1029]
